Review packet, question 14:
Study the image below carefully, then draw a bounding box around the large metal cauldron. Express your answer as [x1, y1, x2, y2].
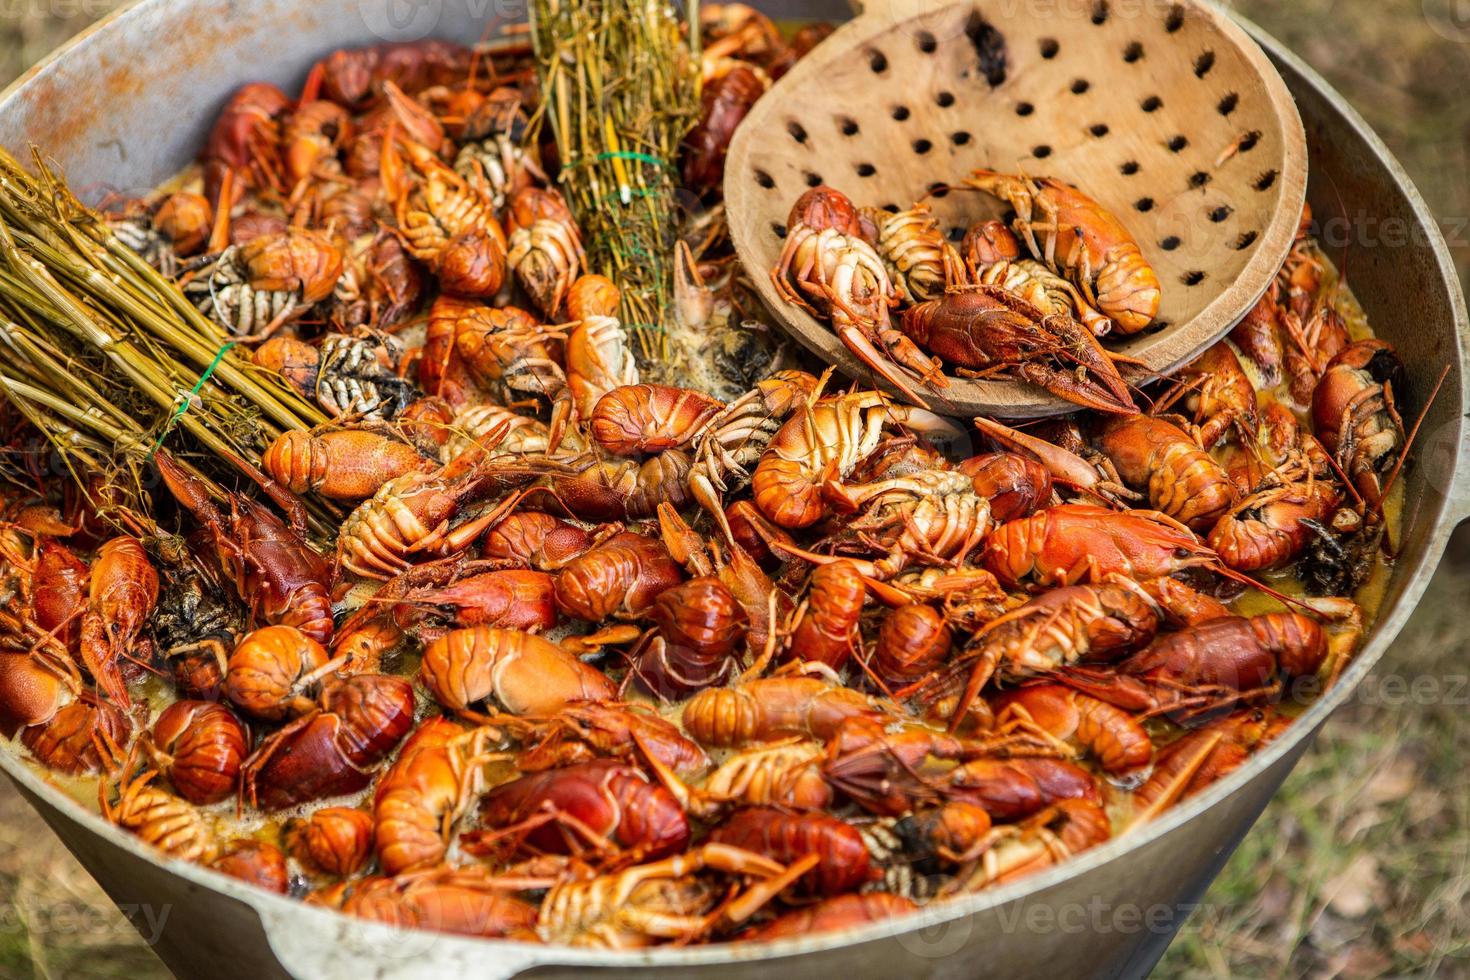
[0, 2, 1465, 977]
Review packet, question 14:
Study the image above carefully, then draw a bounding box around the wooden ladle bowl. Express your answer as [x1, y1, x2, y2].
[725, 0, 1308, 417]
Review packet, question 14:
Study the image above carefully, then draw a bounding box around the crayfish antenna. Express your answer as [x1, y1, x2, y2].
[1213, 565, 1319, 616]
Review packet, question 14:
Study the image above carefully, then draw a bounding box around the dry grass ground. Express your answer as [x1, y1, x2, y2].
[0, 788, 167, 979]
[0, 2, 1467, 978]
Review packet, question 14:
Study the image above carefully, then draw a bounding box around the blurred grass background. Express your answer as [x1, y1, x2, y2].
[1, 1, 1468, 977]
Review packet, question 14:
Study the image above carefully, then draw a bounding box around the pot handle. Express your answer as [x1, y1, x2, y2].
[255, 901, 553, 980]
[1440, 329, 1470, 526]
[1448, 424, 1470, 527]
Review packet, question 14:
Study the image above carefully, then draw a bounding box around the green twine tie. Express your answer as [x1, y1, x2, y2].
[587, 150, 667, 169]
[147, 341, 235, 460]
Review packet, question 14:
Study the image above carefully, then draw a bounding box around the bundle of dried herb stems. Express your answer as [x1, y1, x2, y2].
[529, 0, 701, 364]
[0, 146, 335, 535]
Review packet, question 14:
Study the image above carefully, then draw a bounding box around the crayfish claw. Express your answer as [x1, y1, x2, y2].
[835, 325, 932, 409]
[1015, 363, 1138, 415]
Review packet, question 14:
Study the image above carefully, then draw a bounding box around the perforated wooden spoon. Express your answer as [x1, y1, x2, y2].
[725, 0, 1307, 417]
